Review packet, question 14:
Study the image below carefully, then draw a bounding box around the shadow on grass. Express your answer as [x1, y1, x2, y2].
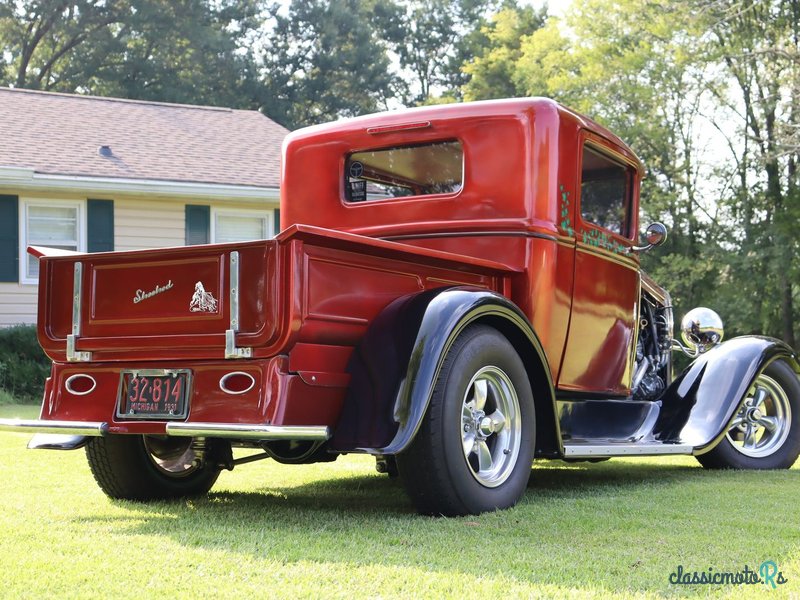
[528, 459, 704, 495]
[73, 459, 799, 595]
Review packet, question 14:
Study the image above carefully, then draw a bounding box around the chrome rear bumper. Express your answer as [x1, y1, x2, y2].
[0, 419, 107, 436]
[0, 418, 331, 442]
[166, 422, 330, 440]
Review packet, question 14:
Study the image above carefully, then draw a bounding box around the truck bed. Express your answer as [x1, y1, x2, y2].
[34, 224, 516, 364]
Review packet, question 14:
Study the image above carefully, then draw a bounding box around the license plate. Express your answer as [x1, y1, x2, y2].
[117, 369, 191, 420]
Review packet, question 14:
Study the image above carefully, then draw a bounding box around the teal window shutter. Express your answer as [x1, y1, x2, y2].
[185, 205, 210, 245]
[273, 208, 280, 236]
[87, 199, 114, 252]
[0, 195, 19, 282]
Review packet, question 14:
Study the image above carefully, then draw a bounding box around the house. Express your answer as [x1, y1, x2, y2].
[0, 87, 288, 326]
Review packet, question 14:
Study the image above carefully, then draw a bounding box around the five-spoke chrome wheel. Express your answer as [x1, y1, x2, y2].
[460, 366, 521, 487]
[697, 358, 800, 471]
[726, 374, 791, 458]
[397, 325, 535, 516]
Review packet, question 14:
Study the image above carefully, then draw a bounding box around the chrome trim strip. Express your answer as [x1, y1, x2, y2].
[72, 261, 82, 336]
[0, 419, 107, 436]
[224, 251, 252, 359]
[166, 422, 330, 441]
[67, 262, 92, 362]
[562, 442, 694, 457]
[229, 250, 239, 331]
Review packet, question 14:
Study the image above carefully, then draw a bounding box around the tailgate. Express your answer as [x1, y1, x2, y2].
[34, 240, 281, 362]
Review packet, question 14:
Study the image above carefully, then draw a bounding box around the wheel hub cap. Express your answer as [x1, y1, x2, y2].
[460, 366, 521, 488]
[726, 373, 791, 458]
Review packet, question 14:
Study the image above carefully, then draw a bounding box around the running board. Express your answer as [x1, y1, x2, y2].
[563, 442, 695, 458]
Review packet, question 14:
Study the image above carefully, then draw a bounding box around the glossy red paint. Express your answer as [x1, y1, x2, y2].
[32, 97, 648, 436]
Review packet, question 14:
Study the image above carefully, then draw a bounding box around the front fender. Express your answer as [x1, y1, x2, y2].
[654, 336, 799, 451]
[332, 286, 555, 455]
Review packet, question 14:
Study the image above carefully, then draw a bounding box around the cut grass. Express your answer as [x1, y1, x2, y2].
[0, 403, 798, 599]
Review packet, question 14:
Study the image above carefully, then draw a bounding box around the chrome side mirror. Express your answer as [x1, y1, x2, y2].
[673, 307, 724, 357]
[631, 222, 667, 253]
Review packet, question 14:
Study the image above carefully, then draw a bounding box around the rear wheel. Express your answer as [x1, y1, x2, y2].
[86, 435, 220, 500]
[697, 359, 800, 470]
[396, 325, 535, 516]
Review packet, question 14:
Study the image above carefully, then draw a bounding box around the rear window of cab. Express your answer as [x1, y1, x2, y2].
[344, 140, 463, 202]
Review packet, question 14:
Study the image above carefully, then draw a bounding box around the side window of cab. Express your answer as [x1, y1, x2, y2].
[579, 145, 633, 238]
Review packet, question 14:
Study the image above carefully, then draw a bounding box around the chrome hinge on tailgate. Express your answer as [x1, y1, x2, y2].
[67, 262, 92, 362]
[225, 251, 252, 359]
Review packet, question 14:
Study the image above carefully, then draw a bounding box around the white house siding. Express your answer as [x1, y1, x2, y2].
[114, 197, 185, 251]
[0, 283, 38, 326]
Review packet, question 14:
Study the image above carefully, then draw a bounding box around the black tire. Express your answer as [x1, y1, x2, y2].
[85, 435, 221, 500]
[396, 325, 535, 516]
[697, 358, 800, 470]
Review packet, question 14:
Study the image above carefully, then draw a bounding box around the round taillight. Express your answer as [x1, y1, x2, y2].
[65, 374, 97, 396]
[219, 371, 255, 395]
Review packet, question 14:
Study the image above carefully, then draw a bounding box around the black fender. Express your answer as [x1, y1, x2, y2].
[332, 286, 557, 455]
[654, 336, 799, 452]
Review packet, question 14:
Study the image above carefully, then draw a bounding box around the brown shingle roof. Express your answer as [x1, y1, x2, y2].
[0, 87, 288, 188]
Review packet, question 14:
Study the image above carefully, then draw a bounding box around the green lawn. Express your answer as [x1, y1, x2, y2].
[0, 403, 798, 599]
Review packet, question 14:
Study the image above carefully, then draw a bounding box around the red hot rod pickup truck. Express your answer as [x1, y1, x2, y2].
[2, 98, 799, 516]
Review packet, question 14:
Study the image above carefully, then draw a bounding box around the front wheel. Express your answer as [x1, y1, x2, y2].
[396, 325, 535, 516]
[697, 358, 800, 470]
[86, 435, 221, 500]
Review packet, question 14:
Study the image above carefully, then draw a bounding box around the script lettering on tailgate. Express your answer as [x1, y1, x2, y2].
[132, 280, 174, 304]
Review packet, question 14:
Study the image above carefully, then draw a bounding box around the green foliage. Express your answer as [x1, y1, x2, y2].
[379, 0, 500, 105]
[462, 4, 547, 101]
[259, 0, 400, 128]
[0, 388, 16, 406]
[0, 325, 50, 403]
[0, 0, 263, 108]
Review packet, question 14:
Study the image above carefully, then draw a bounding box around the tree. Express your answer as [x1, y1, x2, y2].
[379, 0, 500, 104]
[259, 0, 400, 128]
[0, 0, 262, 108]
[462, 4, 547, 101]
[700, 0, 800, 346]
[0, 0, 121, 90]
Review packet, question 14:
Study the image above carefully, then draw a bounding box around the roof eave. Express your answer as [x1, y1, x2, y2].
[0, 166, 279, 203]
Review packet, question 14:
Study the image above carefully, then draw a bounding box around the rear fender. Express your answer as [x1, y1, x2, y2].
[332, 286, 557, 455]
[654, 336, 799, 452]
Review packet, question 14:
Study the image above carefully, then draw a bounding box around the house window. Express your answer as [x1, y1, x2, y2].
[580, 146, 632, 237]
[211, 209, 273, 243]
[20, 200, 85, 284]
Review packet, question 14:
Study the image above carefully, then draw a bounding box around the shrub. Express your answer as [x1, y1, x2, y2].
[0, 325, 50, 404]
